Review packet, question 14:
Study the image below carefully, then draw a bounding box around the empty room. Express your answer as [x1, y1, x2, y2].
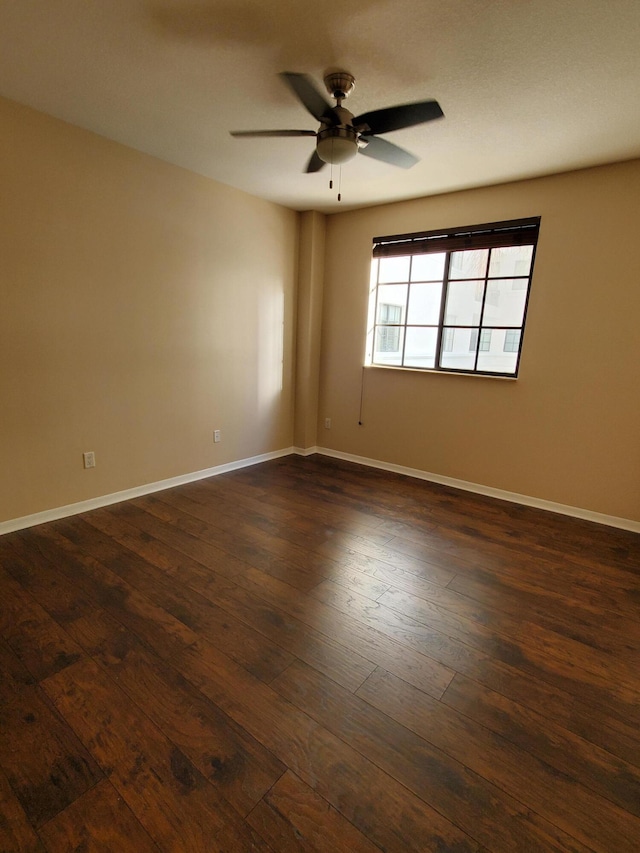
[1, 1, 639, 851]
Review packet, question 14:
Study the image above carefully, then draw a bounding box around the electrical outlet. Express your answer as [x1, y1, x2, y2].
[213, 430, 221, 443]
[324, 418, 332, 429]
[83, 451, 96, 469]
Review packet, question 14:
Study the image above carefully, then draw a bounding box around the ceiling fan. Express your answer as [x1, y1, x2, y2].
[231, 71, 444, 172]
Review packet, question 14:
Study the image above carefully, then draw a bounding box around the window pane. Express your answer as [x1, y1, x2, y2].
[444, 280, 483, 325]
[482, 280, 528, 326]
[404, 327, 438, 368]
[477, 348, 518, 374]
[488, 245, 533, 277]
[439, 327, 476, 370]
[410, 253, 446, 282]
[407, 282, 442, 325]
[369, 259, 379, 289]
[376, 284, 407, 324]
[373, 326, 405, 364]
[378, 255, 410, 283]
[449, 249, 489, 279]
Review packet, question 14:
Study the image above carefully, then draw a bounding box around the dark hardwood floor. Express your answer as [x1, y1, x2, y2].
[1, 454, 639, 852]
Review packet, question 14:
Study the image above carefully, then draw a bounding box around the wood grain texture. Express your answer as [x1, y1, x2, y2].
[175, 638, 478, 853]
[356, 666, 640, 852]
[0, 562, 85, 682]
[272, 660, 594, 853]
[0, 640, 102, 828]
[38, 779, 159, 852]
[41, 657, 258, 852]
[1, 453, 638, 851]
[247, 770, 380, 852]
[65, 608, 286, 816]
[0, 768, 45, 853]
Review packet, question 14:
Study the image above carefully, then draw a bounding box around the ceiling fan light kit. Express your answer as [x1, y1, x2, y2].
[317, 125, 359, 164]
[230, 70, 444, 190]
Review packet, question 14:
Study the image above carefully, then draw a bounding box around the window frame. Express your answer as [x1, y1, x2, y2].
[368, 217, 540, 378]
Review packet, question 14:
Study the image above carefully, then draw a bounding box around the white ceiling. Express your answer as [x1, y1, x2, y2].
[1, 0, 640, 212]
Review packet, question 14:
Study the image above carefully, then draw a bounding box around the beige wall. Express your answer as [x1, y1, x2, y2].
[0, 97, 298, 523]
[294, 211, 326, 450]
[319, 160, 640, 522]
[2, 93, 638, 526]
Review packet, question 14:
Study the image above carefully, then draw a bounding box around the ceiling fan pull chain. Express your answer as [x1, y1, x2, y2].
[329, 142, 334, 189]
[338, 165, 342, 202]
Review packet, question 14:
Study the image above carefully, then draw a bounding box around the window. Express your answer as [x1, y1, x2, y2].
[367, 217, 540, 377]
[503, 329, 521, 352]
[470, 329, 492, 352]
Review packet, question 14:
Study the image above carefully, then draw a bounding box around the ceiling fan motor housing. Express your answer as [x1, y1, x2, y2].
[324, 72, 356, 101]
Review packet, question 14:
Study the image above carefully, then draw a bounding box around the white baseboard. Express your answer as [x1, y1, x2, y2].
[0, 447, 296, 535]
[313, 447, 640, 534]
[3, 444, 638, 535]
[292, 445, 319, 457]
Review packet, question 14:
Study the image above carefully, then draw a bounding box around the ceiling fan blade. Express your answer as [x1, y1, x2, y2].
[280, 72, 333, 121]
[354, 100, 444, 135]
[359, 136, 419, 169]
[231, 130, 317, 138]
[305, 150, 326, 173]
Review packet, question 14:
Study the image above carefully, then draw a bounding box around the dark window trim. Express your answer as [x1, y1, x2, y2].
[373, 217, 540, 258]
[369, 217, 540, 378]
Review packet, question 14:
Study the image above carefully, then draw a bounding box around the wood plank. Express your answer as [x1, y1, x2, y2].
[286, 457, 638, 579]
[106, 500, 252, 582]
[83, 507, 371, 689]
[0, 768, 45, 853]
[20, 526, 198, 661]
[441, 673, 640, 817]
[203, 582, 376, 692]
[227, 565, 455, 699]
[146, 492, 329, 593]
[191, 472, 389, 539]
[0, 640, 103, 828]
[247, 770, 380, 853]
[290, 456, 639, 573]
[195, 464, 396, 536]
[272, 660, 598, 853]
[356, 667, 640, 852]
[71, 513, 295, 683]
[313, 529, 456, 587]
[183, 478, 394, 548]
[321, 549, 640, 666]
[312, 579, 640, 720]
[174, 638, 480, 853]
[385, 521, 640, 616]
[38, 779, 159, 852]
[41, 657, 260, 852]
[66, 608, 287, 816]
[0, 564, 84, 682]
[3, 454, 639, 850]
[376, 585, 640, 694]
[80, 506, 243, 593]
[0, 533, 97, 626]
[445, 567, 640, 657]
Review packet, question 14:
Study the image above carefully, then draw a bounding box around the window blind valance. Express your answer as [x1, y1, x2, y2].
[372, 217, 541, 258]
